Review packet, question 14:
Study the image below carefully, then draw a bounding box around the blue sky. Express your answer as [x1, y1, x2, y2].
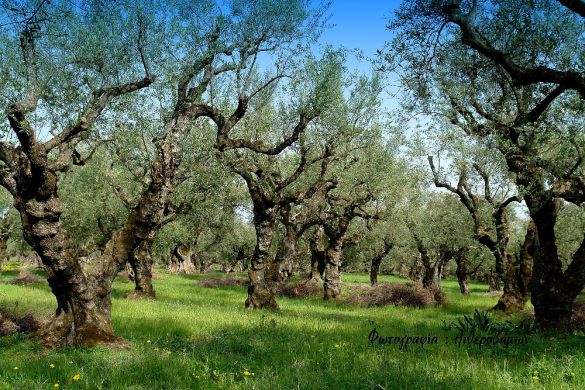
[319, 1, 402, 65]
[315, 1, 405, 111]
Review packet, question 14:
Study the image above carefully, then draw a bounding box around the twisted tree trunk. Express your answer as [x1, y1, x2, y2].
[494, 220, 535, 312]
[246, 216, 279, 309]
[455, 258, 469, 294]
[169, 244, 195, 274]
[15, 187, 124, 347]
[126, 240, 156, 299]
[370, 240, 393, 286]
[323, 241, 342, 300]
[266, 223, 299, 290]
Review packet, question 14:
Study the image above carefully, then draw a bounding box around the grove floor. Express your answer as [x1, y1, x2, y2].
[0, 270, 584, 389]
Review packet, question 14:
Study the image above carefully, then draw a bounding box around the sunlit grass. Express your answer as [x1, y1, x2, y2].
[1, 268, 584, 389]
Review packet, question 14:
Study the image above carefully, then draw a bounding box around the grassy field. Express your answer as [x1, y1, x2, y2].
[0, 268, 584, 390]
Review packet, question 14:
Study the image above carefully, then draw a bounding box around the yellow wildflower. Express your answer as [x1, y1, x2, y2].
[53, 384, 59, 388]
[532, 375, 539, 381]
[146, 340, 151, 343]
[72, 374, 81, 381]
[49, 364, 56, 369]
[12, 367, 18, 370]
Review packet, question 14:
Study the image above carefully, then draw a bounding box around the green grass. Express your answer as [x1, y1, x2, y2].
[1, 269, 584, 389]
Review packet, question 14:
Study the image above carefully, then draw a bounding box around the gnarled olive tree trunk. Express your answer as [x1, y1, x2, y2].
[323, 241, 342, 300]
[14, 177, 124, 347]
[528, 197, 581, 331]
[309, 228, 327, 282]
[246, 216, 279, 309]
[266, 222, 299, 289]
[454, 255, 469, 294]
[169, 244, 195, 274]
[369, 240, 393, 286]
[494, 220, 535, 312]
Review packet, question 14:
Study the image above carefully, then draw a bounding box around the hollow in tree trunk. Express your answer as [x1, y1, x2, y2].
[169, 244, 195, 274]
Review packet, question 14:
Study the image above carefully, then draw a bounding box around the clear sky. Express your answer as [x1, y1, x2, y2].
[318, 1, 403, 66]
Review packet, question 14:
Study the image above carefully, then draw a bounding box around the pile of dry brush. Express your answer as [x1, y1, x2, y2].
[346, 282, 445, 308]
[0, 306, 44, 337]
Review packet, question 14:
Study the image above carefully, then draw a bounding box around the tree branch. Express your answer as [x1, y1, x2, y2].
[557, 0, 585, 17]
[443, 2, 585, 98]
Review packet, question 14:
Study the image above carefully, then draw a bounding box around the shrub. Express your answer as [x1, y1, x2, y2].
[346, 282, 443, 308]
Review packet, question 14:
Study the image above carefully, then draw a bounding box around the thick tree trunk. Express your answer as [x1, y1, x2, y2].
[457, 272, 469, 294]
[125, 240, 156, 299]
[15, 194, 121, 347]
[309, 227, 326, 281]
[487, 272, 501, 292]
[420, 255, 434, 288]
[309, 248, 326, 281]
[323, 243, 342, 300]
[169, 244, 195, 274]
[246, 218, 278, 309]
[528, 198, 577, 331]
[454, 254, 469, 294]
[370, 256, 382, 286]
[494, 220, 535, 312]
[266, 225, 298, 289]
[431, 260, 444, 288]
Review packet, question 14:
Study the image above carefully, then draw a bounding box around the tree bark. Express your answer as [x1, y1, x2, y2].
[494, 220, 535, 312]
[246, 216, 279, 309]
[125, 240, 156, 299]
[0, 218, 9, 274]
[528, 197, 577, 331]
[420, 252, 434, 288]
[323, 242, 342, 300]
[370, 256, 382, 286]
[169, 244, 195, 274]
[266, 223, 299, 289]
[487, 272, 501, 292]
[15, 192, 122, 347]
[370, 241, 393, 286]
[453, 251, 469, 294]
[309, 248, 326, 282]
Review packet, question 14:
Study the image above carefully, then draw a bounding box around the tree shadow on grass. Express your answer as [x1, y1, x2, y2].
[90, 312, 582, 389]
